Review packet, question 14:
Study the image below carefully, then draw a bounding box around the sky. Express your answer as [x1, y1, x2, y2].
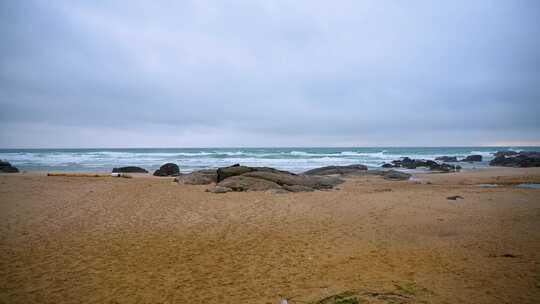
[1, 0, 539, 148]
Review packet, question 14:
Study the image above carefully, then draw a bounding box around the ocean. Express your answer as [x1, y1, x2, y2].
[0, 147, 538, 173]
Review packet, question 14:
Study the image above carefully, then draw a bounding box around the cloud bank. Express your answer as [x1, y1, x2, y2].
[1, 0, 539, 147]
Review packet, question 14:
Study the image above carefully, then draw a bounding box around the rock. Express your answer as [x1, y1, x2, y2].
[112, 166, 148, 173]
[430, 163, 461, 172]
[283, 184, 315, 192]
[242, 171, 343, 190]
[489, 151, 540, 167]
[206, 186, 232, 193]
[216, 165, 256, 182]
[382, 170, 411, 181]
[217, 175, 283, 192]
[176, 169, 217, 185]
[435, 156, 458, 162]
[153, 163, 180, 176]
[447, 195, 464, 200]
[461, 155, 482, 162]
[0, 160, 19, 173]
[494, 151, 518, 158]
[387, 157, 461, 172]
[303, 164, 368, 176]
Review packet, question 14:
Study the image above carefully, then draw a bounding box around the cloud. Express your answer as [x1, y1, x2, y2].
[1, 0, 539, 147]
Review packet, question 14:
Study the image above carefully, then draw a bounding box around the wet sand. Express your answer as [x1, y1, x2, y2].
[1, 168, 540, 303]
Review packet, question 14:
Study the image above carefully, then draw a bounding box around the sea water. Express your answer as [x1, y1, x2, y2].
[0, 147, 537, 173]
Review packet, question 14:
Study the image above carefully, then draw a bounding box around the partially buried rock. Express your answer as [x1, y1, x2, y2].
[112, 166, 148, 173]
[0, 160, 19, 173]
[283, 184, 315, 192]
[206, 186, 232, 193]
[217, 175, 282, 192]
[382, 170, 411, 181]
[153, 163, 180, 176]
[435, 156, 458, 162]
[461, 155, 482, 162]
[176, 169, 217, 185]
[447, 195, 464, 200]
[303, 164, 368, 176]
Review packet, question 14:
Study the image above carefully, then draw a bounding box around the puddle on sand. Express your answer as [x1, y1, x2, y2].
[516, 183, 540, 189]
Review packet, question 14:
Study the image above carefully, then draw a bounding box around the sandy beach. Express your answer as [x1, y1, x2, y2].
[1, 168, 540, 303]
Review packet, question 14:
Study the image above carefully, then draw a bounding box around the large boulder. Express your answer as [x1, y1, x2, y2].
[435, 156, 458, 162]
[242, 171, 343, 190]
[461, 155, 482, 162]
[217, 175, 282, 192]
[0, 160, 19, 173]
[175, 169, 217, 185]
[153, 163, 180, 176]
[382, 170, 411, 181]
[303, 164, 368, 176]
[494, 151, 518, 158]
[490, 151, 540, 167]
[112, 166, 148, 173]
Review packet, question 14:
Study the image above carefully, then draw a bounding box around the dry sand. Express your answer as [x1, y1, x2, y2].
[1, 168, 540, 303]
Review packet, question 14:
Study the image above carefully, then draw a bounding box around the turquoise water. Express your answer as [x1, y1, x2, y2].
[0, 147, 538, 173]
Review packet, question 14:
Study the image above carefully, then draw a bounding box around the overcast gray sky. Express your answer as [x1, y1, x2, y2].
[1, 0, 539, 148]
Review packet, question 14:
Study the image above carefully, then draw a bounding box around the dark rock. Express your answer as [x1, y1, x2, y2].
[387, 157, 461, 172]
[216, 165, 256, 182]
[461, 155, 482, 162]
[381, 163, 395, 168]
[489, 151, 540, 167]
[176, 169, 217, 185]
[0, 160, 19, 173]
[382, 170, 411, 181]
[447, 195, 464, 200]
[430, 163, 461, 172]
[153, 163, 180, 176]
[435, 156, 458, 162]
[493, 151, 518, 158]
[303, 164, 368, 176]
[217, 175, 282, 192]
[112, 166, 148, 173]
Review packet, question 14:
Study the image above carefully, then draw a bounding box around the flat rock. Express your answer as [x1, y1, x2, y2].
[206, 186, 232, 193]
[382, 170, 411, 181]
[283, 184, 315, 192]
[217, 175, 282, 192]
[112, 166, 148, 173]
[303, 164, 368, 176]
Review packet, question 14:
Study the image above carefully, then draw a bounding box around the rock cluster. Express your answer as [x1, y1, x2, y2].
[382, 157, 461, 172]
[112, 166, 148, 173]
[490, 151, 540, 167]
[0, 160, 19, 173]
[179, 164, 347, 193]
[435, 156, 458, 162]
[153, 163, 180, 176]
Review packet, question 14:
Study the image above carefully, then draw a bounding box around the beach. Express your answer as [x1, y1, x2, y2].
[1, 168, 539, 303]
